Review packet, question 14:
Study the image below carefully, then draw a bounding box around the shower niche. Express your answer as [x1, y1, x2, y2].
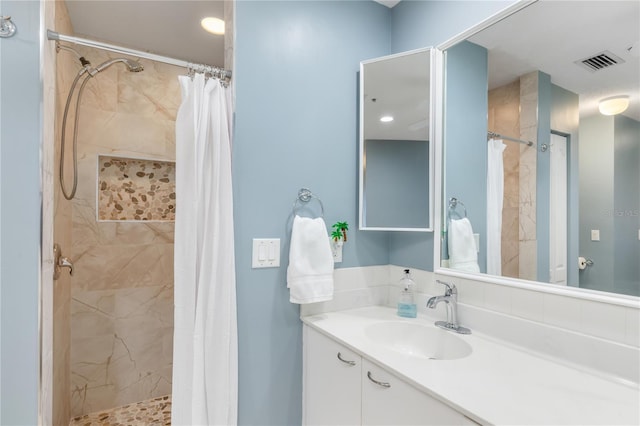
[97, 155, 176, 222]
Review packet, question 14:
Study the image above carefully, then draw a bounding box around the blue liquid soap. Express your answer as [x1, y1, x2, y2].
[397, 269, 417, 318]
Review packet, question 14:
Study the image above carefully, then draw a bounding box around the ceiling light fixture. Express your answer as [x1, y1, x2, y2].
[201, 17, 225, 35]
[598, 95, 629, 116]
[380, 116, 394, 122]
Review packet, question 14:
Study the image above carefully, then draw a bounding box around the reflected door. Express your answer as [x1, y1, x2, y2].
[549, 133, 568, 285]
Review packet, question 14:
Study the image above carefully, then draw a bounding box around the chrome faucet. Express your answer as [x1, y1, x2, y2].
[426, 280, 471, 334]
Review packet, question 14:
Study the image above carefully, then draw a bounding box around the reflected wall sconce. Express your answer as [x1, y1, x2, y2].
[598, 95, 629, 116]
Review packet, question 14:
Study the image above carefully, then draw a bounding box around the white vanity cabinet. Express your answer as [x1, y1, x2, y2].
[303, 325, 362, 425]
[303, 325, 476, 426]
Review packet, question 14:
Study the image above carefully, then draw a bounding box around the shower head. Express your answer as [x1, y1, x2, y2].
[90, 58, 144, 75]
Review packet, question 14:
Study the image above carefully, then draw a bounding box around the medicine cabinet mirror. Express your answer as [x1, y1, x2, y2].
[439, 1, 639, 298]
[359, 47, 435, 232]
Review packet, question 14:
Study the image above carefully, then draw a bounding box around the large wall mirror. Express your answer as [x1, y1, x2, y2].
[359, 48, 434, 231]
[440, 0, 639, 298]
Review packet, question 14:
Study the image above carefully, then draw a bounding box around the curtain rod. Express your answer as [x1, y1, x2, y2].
[47, 30, 232, 81]
[487, 131, 533, 147]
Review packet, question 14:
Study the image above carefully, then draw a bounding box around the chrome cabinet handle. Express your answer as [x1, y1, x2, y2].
[336, 352, 356, 366]
[367, 371, 391, 388]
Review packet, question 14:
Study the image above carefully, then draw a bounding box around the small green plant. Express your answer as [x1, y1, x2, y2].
[331, 221, 349, 242]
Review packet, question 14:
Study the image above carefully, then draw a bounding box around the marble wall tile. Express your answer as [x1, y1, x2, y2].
[70, 285, 173, 417]
[75, 109, 177, 160]
[519, 240, 538, 281]
[50, 1, 76, 424]
[117, 60, 182, 120]
[488, 80, 521, 276]
[72, 243, 174, 293]
[224, 0, 234, 72]
[519, 72, 538, 280]
[41, 2, 57, 423]
[67, 43, 178, 417]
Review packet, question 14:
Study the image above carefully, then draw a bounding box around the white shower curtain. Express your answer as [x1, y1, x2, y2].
[486, 138, 506, 276]
[172, 73, 237, 426]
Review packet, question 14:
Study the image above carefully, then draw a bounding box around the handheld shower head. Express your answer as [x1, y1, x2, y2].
[91, 58, 144, 75]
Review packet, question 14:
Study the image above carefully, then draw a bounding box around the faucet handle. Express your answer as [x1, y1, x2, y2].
[436, 280, 456, 295]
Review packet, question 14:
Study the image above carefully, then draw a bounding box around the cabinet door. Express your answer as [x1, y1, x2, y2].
[303, 326, 362, 426]
[362, 359, 469, 425]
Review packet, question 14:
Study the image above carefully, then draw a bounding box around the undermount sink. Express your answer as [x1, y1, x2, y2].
[365, 321, 472, 360]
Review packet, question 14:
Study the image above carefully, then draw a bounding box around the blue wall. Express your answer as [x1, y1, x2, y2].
[0, 0, 524, 423]
[234, 2, 390, 424]
[0, 1, 41, 424]
[442, 41, 488, 272]
[536, 72, 551, 282]
[387, 0, 515, 271]
[364, 139, 429, 228]
[613, 115, 639, 296]
[578, 115, 640, 297]
[579, 115, 615, 292]
[233, 2, 520, 423]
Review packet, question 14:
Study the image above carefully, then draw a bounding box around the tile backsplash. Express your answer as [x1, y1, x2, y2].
[300, 265, 639, 384]
[97, 155, 175, 221]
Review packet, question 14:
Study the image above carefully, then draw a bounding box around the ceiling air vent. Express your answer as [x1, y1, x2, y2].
[575, 51, 625, 72]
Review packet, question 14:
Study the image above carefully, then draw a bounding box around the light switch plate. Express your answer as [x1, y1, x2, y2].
[591, 229, 600, 241]
[252, 238, 280, 268]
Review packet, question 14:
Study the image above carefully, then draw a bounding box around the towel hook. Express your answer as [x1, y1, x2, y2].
[0, 16, 17, 38]
[448, 197, 467, 219]
[292, 188, 324, 218]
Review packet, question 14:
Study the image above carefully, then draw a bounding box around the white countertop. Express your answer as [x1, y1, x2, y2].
[302, 306, 640, 425]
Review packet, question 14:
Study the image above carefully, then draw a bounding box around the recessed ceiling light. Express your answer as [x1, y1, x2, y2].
[380, 116, 394, 122]
[201, 17, 225, 35]
[598, 95, 629, 116]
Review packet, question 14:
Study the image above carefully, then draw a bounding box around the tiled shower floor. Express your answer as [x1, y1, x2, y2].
[69, 395, 171, 426]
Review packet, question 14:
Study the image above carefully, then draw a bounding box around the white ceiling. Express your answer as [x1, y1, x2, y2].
[363, 50, 431, 141]
[468, 0, 640, 120]
[63, 0, 638, 122]
[64, 0, 225, 67]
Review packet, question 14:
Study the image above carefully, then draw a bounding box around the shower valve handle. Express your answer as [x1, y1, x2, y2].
[53, 243, 74, 279]
[58, 257, 74, 276]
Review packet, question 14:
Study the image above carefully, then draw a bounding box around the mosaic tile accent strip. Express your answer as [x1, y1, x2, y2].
[69, 395, 171, 426]
[98, 156, 175, 221]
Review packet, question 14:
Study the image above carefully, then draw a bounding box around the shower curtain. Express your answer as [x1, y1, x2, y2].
[486, 138, 506, 276]
[172, 73, 237, 425]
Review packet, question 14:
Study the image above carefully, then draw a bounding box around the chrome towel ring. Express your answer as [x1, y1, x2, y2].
[292, 188, 324, 218]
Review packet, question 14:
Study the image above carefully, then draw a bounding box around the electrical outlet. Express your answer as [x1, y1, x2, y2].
[331, 238, 343, 263]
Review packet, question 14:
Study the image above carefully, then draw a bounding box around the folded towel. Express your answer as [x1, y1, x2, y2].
[448, 217, 480, 273]
[287, 215, 334, 304]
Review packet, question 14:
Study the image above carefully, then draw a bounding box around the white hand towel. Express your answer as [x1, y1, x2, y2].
[448, 217, 480, 273]
[287, 215, 334, 304]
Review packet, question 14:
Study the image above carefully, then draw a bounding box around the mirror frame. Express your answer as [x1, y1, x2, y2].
[432, 0, 640, 308]
[359, 47, 436, 232]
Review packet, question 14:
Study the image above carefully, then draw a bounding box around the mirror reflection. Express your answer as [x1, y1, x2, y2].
[441, 1, 639, 297]
[360, 48, 433, 231]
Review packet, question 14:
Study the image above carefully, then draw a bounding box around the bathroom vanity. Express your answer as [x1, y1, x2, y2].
[302, 306, 640, 425]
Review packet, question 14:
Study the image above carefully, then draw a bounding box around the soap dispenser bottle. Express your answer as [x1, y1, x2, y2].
[397, 269, 417, 318]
